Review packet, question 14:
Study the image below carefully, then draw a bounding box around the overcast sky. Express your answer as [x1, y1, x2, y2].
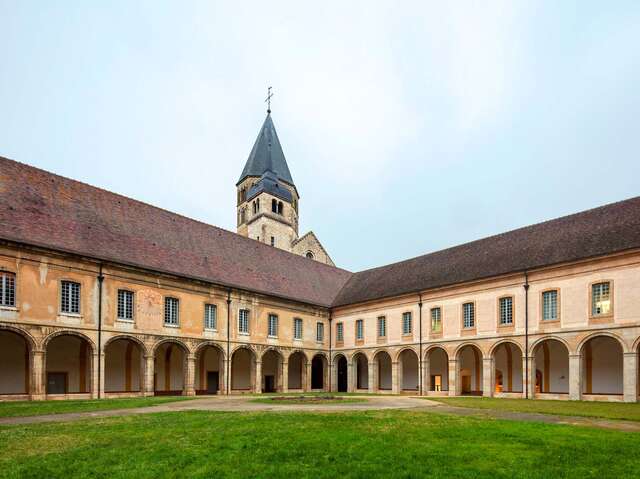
[2, 1, 639, 272]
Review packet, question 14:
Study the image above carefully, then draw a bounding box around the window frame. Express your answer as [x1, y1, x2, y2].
[355, 319, 364, 341]
[402, 311, 413, 336]
[336, 322, 344, 343]
[540, 288, 560, 323]
[461, 301, 476, 330]
[590, 280, 614, 320]
[59, 279, 81, 315]
[268, 313, 279, 338]
[204, 303, 217, 331]
[163, 296, 180, 327]
[238, 308, 250, 335]
[316, 322, 324, 343]
[497, 295, 515, 327]
[0, 270, 17, 308]
[430, 306, 442, 333]
[293, 317, 303, 341]
[116, 289, 135, 322]
[377, 316, 386, 338]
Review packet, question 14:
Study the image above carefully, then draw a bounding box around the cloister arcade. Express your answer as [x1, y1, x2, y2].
[0, 326, 638, 402]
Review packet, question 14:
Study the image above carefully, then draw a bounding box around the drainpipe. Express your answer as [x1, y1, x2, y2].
[418, 294, 423, 396]
[328, 309, 333, 393]
[97, 264, 104, 399]
[524, 271, 530, 399]
[226, 290, 231, 395]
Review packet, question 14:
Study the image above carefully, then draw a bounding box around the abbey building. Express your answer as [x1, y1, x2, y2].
[1, 113, 640, 403]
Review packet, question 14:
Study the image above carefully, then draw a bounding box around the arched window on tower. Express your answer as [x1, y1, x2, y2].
[240, 208, 246, 224]
[306, 251, 314, 259]
[256, 198, 260, 212]
[272, 199, 277, 213]
[240, 188, 246, 202]
[278, 202, 283, 215]
[252, 201, 256, 214]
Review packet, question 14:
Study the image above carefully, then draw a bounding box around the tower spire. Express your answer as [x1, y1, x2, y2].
[265, 86, 273, 114]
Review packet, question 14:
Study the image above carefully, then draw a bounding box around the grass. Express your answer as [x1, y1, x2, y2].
[434, 397, 640, 421]
[0, 396, 195, 418]
[1, 409, 639, 478]
[250, 395, 366, 405]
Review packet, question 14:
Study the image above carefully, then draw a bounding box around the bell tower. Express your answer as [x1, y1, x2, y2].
[236, 112, 299, 250]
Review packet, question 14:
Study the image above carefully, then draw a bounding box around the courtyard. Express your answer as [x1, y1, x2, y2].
[1, 396, 640, 478]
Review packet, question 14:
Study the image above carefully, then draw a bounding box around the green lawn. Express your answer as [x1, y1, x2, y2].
[1, 410, 639, 478]
[434, 397, 640, 421]
[0, 396, 194, 418]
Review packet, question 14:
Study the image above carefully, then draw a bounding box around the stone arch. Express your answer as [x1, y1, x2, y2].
[104, 334, 149, 357]
[44, 330, 95, 395]
[532, 337, 569, 395]
[0, 326, 33, 396]
[287, 348, 310, 363]
[104, 336, 146, 394]
[577, 331, 628, 355]
[287, 350, 307, 390]
[0, 323, 36, 351]
[195, 342, 225, 395]
[456, 343, 483, 395]
[579, 334, 624, 396]
[453, 341, 486, 361]
[352, 351, 369, 391]
[261, 348, 284, 393]
[153, 339, 188, 395]
[373, 349, 392, 392]
[398, 348, 419, 392]
[490, 340, 523, 394]
[231, 345, 257, 393]
[529, 335, 572, 357]
[424, 346, 449, 393]
[310, 353, 328, 390]
[333, 352, 348, 393]
[43, 330, 96, 354]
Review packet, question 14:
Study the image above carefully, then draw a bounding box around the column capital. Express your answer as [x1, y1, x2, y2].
[623, 352, 638, 358]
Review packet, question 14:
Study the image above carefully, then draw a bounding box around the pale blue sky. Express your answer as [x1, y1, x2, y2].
[1, 1, 639, 271]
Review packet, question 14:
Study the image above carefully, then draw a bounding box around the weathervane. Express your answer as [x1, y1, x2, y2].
[265, 86, 273, 114]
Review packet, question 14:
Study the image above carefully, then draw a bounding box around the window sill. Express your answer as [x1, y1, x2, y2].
[238, 331, 250, 336]
[0, 306, 19, 312]
[335, 341, 344, 347]
[355, 339, 364, 346]
[163, 323, 180, 329]
[430, 331, 443, 339]
[59, 312, 82, 318]
[461, 328, 477, 336]
[402, 333, 414, 339]
[267, 335, 278, 339]
[116, 317, 134, 323]
[293, 338, 304, 342]
[589, 315, 614, 325]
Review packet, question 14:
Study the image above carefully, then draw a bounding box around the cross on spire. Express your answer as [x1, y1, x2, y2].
[265, 86, 273, 114]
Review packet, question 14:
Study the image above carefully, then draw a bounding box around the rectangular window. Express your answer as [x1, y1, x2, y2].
[0, 271, 16, 307]
[316, 322, 324, 342]
[204, 303, 217, 330]
[270, 236, 275, 247]
[117, 289, 134, 320]
[463, 302, 475, 329]
[499, 297, 513, 325]
[402, 312, 413, 335]
[356, 319, 364, 340]
[164, 297, 179, 326]
[294, 318, 303, 340]
[542, 290, 558, 321]
[238, 309, 250, 334]
[336, 322, 344, 342]
[431, 307, 442, 332]
[592, 282, 611, 316]
[377, 316, 386, 337]
[60, 280, 81, 314]
[268, 314, 278, 337]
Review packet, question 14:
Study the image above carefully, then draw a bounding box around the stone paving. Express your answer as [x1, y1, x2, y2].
[1, 395, 639, 432]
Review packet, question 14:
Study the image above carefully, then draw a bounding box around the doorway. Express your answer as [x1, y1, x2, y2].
[264, 375, 275, 393]
[337, 356, 348, 392]
[207, 371, 219, 394]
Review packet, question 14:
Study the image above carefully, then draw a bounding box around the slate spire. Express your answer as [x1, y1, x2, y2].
[237, 113, 295, 187]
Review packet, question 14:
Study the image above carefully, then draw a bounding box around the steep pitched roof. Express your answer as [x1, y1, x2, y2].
[0, 157, 351, 307]
[332, 196, 640, 307]
[237, 114, 295, 187]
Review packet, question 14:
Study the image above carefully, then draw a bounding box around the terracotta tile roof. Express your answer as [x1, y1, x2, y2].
[2, 156, 639, 310]
[0, 157, 351, 307]
[332, 195, 640, 307]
